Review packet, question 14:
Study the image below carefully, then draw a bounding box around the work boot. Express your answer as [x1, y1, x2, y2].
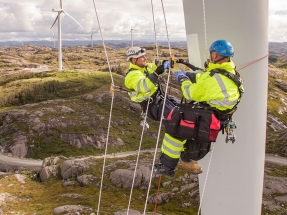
[149, 163, 175, 179]
[179, 159, 203, 174]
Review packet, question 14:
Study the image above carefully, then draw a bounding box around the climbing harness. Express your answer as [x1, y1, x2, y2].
[209, 68, 244, 143]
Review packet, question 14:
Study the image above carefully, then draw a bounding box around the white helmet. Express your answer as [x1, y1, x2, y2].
[126, 46, 146, 61]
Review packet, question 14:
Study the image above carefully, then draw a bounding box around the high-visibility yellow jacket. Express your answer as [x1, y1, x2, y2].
[181, 60, 242, 111]
[124, 62, 159, 103]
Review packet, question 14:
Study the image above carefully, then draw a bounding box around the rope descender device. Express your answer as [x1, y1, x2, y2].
[110, 83, 131, 95]
[225, 120, 237, 143]
[169, 54, 175, 68]
[109, 83, 116, 95]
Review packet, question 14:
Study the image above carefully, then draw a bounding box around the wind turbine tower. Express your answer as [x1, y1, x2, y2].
[51, 30, 56, 48]
[51, 0, 84, 71]
[129, 20, 137, 47]
[90, 30, 94, 48]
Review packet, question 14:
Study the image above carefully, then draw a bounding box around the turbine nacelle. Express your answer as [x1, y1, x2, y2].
[52, 9, 62, 12]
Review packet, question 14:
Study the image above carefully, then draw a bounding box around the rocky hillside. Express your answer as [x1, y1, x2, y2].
[0, 44, 286, 214]
[0, 44, 286, 158]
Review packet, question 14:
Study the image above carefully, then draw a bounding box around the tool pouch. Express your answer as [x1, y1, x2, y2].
[165, 103, 221, 142]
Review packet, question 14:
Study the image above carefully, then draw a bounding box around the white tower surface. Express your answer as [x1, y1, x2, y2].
[182, 0, 268, 215]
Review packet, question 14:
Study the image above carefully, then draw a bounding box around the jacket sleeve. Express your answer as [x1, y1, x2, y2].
[180, 74, 212, 102]
[124, 70, 157, 93]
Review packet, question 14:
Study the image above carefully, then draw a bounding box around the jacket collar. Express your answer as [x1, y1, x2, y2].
[207, 60, 235, 73]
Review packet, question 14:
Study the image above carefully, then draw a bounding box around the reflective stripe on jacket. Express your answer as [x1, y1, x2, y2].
[181, 61, 241, 111]
[124, 62, 158, 103]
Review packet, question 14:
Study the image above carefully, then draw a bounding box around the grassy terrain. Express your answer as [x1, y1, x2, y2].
[0, 69, 165, 159]
[0, 45, 287, 214]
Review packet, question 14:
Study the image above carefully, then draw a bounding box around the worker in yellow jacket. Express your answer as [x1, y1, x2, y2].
[124, 46, 178, 122]
[150, 40, 244, 178]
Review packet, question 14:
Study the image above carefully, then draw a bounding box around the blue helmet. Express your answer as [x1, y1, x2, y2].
[209, 40, 234, 57]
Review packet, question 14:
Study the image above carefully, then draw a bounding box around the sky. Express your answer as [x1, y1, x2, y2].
[0, 0, 286, 43]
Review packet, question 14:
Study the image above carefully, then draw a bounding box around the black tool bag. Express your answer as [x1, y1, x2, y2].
[164, 103, 221, 142]
[184, 139, 211, 161]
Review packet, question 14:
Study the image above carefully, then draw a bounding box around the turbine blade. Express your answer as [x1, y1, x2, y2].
[50, 15, 59, 29]
[60, 0, 63, 9]
[62, 10, 84, 29]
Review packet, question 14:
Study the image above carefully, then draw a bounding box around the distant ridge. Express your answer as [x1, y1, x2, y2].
[0, 40, 188, 49]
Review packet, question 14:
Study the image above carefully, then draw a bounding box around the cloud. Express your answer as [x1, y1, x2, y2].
[0, 3, 43, 32]
[0, 0, 187, 42]
[0, 0, 286, 42]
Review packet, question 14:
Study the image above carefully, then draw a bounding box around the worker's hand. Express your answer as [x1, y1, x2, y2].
[155, 60, 170, 75]
[173, 71, 185, 79]
[162, 60, 170, 70]
[179, 66, 186, 75]
[154, 58, 160, 66]
[173, 66, 187, 79]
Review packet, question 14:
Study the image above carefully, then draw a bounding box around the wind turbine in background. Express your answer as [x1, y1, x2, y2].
[51, 30, 56, 48]
[90, 29, 94, 48]
[50, 0, 84, 71]
[129, 20, 137, 47]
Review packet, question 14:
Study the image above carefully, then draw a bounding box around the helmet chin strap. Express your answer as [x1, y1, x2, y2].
[211, 56, 229, 64]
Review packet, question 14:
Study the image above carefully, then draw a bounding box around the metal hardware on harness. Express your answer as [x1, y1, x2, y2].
[225, 120, 237, 143]
[140, 112, 150, 130]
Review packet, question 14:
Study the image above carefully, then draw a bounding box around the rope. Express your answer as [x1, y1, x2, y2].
[92, 1, 114, 86]
[96, 95, 114, 215]
[197, 143, 215, 215]
[92, 1, 115, 214]
[154, 175, 162, 214]
[150, 0, 159, 59]
[126, 98, 151, 215]
[160, 0, 172, 56]
[237, 53, 269, 71]
[202, 0, 208, 59]
[126, 1, 164, 214]
[144, 0, 174, 213]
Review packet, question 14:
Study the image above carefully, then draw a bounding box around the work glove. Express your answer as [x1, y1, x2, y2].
[155, 60, 170, 75]
[154, 58, 160, 67]
[163, 60, 170, 70]
[186, 72, 197, 83]
[172, 67, 186, 79]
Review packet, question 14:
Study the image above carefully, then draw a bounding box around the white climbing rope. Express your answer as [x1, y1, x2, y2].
[151, 0, 160, 59]
[143, 0, 174, 213]
[92, 1, 115, 215]
[202, 0, 209, 59]
[197, 143, 215, 215]
[126, 98, 151, 215]
[92, 1, 114, 86]
[194, 1, 215, 214]
[127, 0, 164, 213]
